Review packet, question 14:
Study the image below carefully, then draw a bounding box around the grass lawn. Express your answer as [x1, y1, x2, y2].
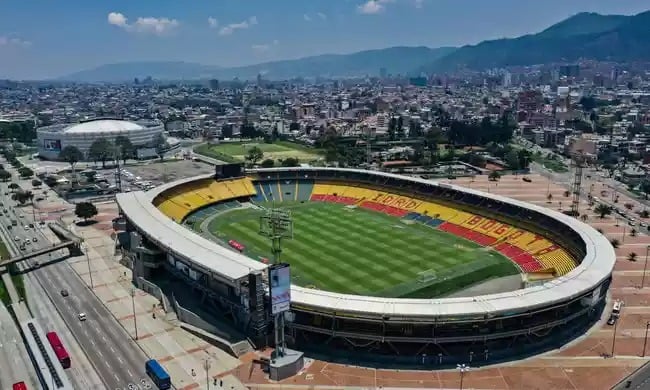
[208, 202, 518, 298]
[0, 240, 26, 306]
[194, 141, 323, 163]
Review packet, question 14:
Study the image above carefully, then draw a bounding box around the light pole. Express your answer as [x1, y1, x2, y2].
[611, 318, 618, 357]
[642, 322, 650, 357]
[203, 358, 211, 390]
[643, 246, 650, 289]
[85, 243, 94, 289]
[131, 288, 138, 340]
[457, 364, 469, 390]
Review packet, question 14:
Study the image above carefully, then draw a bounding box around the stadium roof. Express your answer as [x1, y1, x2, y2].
[117, 168, 616, 319]
[63, 119, 144, 134]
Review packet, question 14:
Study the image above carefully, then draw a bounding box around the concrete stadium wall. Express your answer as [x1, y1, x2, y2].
[136, 277, 170, 313]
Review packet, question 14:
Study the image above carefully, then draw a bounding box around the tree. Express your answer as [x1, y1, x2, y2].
[641, 210, 650, 219]
[624, 203, 634, 210]
[59, 146, 84, 184]
[641, 180, 650, 199]
[114, 135, 135, 163]
[580, 214, 588, 222]
[75, 202, 98, 221]
[610, 238, 620, 249]
[245, 146, 264, 166]
[631, 229, 637, 237]
[12, 190, 32, 205]
[628, 252, 638, 262]
[18, 166, 34, 178]
[488, 171, 501, 181]
[281, 157, 300, 167]
[563, 190, 570, 198]
[8, 182, 19, 192]
[546, 193, 553, 203]
[88, 138, 115, 168]
[0, 169, 11, 182]
[594, 203, 612, 219]
[260, 158, 275, 168]
[31, 179, 42, 187]
[151, 134, 169, 161]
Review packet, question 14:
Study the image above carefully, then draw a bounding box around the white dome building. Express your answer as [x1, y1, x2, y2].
[37, 119, 164, 160]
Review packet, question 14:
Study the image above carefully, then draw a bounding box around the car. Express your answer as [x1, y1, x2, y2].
[24, 225, 29, 230]
[19, 215, 24, 218]
[28, 223, 34, 228]
[6, 225, 11, 230]
[60, 289, 69, 297]
[14, 236, 19, 241]
[32, 261, 40, 268]
[32, 237, 37, 242]
[78, 312, 86, 321]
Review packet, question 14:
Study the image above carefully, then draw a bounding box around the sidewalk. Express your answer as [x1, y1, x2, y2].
[56, 202, 244, 390]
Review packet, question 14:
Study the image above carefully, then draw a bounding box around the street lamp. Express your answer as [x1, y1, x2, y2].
[643, 246, 650, 289]
[84, 243, 93, 289]
[611, 317, 618, 357]
[203, 358, 211, 390]
[130, 287, 138, 340]
[457, 364, 469, 390]
[642, 321, 650, 357]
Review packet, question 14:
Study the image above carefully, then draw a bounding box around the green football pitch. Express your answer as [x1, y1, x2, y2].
[207, 202, 519, 298]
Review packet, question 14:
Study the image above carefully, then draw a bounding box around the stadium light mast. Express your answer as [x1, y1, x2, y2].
[259, 208, 293, 358]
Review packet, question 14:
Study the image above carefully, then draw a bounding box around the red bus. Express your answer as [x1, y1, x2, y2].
[12, 382, 27, 390]
[45, 331, 71, 369]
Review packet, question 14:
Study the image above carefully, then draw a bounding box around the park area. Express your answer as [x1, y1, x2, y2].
[207, 202, 518, 298]
[194, 141, 323, 164]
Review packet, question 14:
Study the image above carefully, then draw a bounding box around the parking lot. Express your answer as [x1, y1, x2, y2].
[120, 160, 214, 191]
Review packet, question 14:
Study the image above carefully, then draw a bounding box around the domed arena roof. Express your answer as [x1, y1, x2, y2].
[63, 119, 144, 134]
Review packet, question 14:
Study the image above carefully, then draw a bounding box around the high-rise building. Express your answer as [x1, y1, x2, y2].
[209, 79, 219, 90]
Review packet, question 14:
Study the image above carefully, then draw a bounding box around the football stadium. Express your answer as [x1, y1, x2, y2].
[116, 166, 616, 367]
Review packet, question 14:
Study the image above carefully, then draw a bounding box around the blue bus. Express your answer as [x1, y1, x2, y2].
[145, 359, 171, 389]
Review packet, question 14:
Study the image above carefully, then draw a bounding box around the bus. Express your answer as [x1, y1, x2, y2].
[45, 331, 71, 369]
[12, 382, 27, 390]
[145, 359, 171, 389]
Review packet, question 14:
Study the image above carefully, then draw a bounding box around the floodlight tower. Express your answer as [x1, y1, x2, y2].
[259, 208, 293, 357]
[570, 151, 585, 216]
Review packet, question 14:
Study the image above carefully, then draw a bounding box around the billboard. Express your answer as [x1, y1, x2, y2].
[269, 263, 291, 315]
[43, 139, 61, 151]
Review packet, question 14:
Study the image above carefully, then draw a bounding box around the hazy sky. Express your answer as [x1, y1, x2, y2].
[0, 0, 648, 79]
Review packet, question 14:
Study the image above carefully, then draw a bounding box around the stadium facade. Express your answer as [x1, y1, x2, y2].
[37, 118, 163, 160]
[116, 167, 616, 366]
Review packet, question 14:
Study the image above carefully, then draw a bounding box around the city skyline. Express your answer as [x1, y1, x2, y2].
[0, 0, 649, 80]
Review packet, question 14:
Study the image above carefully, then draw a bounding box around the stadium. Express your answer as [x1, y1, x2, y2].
[116, 166, 616, 367]
[37, 118, 164, 160]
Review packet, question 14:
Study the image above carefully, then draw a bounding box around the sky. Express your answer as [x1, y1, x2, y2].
[0, 0, 648, 80]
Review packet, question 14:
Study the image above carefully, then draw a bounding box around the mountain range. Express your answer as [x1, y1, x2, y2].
[59, 10, 650, 82]
[422, 11, 650, 72]
[61, 46, 455, 82]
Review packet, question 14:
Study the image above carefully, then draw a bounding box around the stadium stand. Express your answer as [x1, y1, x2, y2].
[153, 178, 256, 222]
[308, 182, 576, 276]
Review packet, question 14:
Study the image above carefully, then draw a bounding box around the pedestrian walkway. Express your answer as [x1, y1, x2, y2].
[64, 210, 244, 390]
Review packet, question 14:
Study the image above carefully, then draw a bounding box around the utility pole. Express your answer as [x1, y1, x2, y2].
[131, 287, 138, 340]
[611, 318, 618, 357]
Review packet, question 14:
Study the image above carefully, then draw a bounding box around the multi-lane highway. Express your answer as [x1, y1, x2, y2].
[0, 168, 157, 390]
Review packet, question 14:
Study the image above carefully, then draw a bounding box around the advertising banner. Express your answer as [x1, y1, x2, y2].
[269, 263, 291, 314]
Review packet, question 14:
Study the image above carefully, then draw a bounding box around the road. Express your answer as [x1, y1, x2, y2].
[0, 171, 157, 390]
[0, 302, 39, 388]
